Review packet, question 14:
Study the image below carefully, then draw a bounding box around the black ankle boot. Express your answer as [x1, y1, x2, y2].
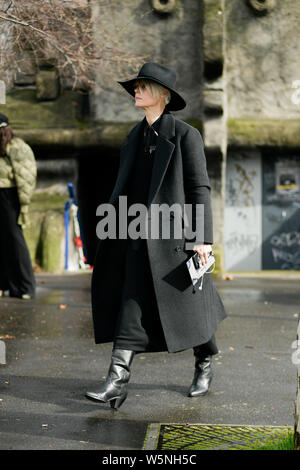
[85, 349, 135, 409]
[188, 354, 212, 397]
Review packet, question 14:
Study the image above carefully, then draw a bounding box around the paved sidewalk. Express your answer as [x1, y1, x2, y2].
[0, 272, 299, 450]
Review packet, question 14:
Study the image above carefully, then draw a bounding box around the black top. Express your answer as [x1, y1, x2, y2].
[127, 112, 163, 208]
[126, 113, 165, 247]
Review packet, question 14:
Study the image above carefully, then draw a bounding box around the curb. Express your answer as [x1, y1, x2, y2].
[222, 271, 300, 280]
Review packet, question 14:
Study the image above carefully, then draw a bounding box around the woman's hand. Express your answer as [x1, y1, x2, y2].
[193, 244, 212, 266]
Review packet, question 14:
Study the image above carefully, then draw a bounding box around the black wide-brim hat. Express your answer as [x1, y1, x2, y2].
[118, 62, 186, 111]
[0, 113, 9, 128]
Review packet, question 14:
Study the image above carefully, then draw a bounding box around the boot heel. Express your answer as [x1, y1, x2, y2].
[110, 392, 127, 410]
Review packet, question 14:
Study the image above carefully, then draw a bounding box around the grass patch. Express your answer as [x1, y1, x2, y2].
[155, 424, 295, 451]
[248, 431, 295, 450]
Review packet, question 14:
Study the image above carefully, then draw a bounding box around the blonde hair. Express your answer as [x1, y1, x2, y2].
[134, 79, 171, 106]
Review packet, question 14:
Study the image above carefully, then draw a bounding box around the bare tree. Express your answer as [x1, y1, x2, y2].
[0, 0, 150, 91]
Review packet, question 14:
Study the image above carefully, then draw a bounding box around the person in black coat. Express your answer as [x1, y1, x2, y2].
[86, 63, 227, 409]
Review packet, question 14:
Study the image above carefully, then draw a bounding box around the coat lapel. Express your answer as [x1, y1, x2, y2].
[109, 112, 176, 207]
[109, 119, 144, 205]
[147, 112, 175, 207]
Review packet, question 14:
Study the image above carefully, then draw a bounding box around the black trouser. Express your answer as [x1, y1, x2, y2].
[0, 188, 35, 298]
[114, 240, 168, 353]
[194, 335, 218, 358]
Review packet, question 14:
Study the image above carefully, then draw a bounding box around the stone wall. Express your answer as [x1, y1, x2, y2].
[223, 0, 300, 272]
[91, 0, 226, 273]
[91, 0, 204, 122]
[226, 0, 300, 120]
[3, 85, 87, 273]
[23, 161, 78, 273]
[2, 0, 300, 273]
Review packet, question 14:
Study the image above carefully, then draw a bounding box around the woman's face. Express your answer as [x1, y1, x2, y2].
[134, 80, 165, 109]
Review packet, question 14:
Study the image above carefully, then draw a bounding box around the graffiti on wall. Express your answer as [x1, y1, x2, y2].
[270, 230, 300, 269]
[262, 154, 300, 270]
[225, 232, 260, 255]
[226, 163, 257, 208]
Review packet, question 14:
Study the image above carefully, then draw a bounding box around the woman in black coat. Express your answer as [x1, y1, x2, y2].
[86, 63, 226, 409]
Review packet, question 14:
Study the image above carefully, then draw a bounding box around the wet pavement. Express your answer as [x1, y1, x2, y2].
[0, 272, 299, 451]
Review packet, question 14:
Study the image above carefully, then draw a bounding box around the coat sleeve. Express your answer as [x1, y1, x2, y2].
[181, 126, 213, 245]
[7, 138, 37, 227]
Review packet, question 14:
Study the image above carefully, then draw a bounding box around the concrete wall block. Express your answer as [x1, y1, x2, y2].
[36, 69, 60, 101]
[151, 0, 177, 14]
[14, 51, 36, 86]
[247, 0, 276, 15]
[35, 159, 78, 194]
[3, 89, 84, 129]
[226, 0, 300, 119]
[14, 73, 36, 87]
[23, 211, 44, 271]
[203, 0, 224, 76]
[227, 118, 300, 148]
[203, 89, 224, 115]
[203, 115, 227, 151]
[25, 203, 82, 273]
[40, 210, 65, 273]
[91, 0, 203, 122]
[24, 193, 69, 273]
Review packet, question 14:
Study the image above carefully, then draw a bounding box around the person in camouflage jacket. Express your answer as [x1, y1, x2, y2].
[0, 113, 36, 299]
[5, 135, 37, 227]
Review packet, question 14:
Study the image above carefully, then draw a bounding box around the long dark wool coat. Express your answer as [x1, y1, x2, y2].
[91, 112, 226, 353]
